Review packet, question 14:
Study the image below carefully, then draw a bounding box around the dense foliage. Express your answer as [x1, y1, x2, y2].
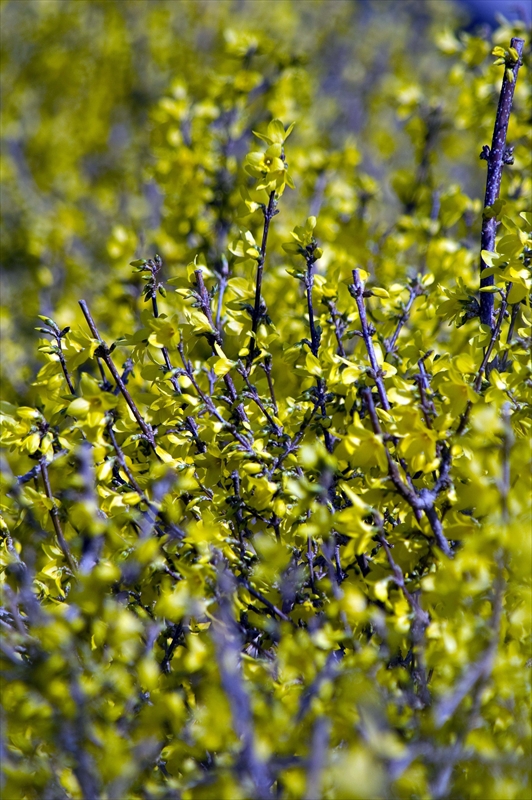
[1, 3, 531, 799]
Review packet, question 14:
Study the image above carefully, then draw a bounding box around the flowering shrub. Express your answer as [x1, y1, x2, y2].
[1, 4, 531, 799]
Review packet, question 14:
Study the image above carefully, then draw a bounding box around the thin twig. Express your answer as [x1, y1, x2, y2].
[76, 442, 104, 574]
[212, 559, 272, 799]
[79, 300, 156, 450]
[40, 457, 77, 572]
[350, 270, 390, 410]
[247, 190, 277, 368]
[106, 417, 184, 542]
[160, 623, 184, 674]
[260, 356, 278, 415]
[239, 577, 294, 624]
[36, 319, 76, 394]
[304, 254, 334, 454]
[431, 554, 505, 798]
[363, 389, 452, 557]
[479, 38, 524, 327]
[194, 270, 249, 425]
[57, 339, 76, 395]
[267, 396, 322, 477]
[177, 341, 254, 454]
[385, 281, 422, 356]
[325, 299, 347, 358]
[238, 362, 283, 436]
[375, 513, 431, 706]
[149, 275, 206, 452]
[456, 288, 509, 434]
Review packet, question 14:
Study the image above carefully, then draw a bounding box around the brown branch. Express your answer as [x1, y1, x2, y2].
[302, 253, 334, 455]
[479, 38, 524, 328]
[296, 649, 343, 723]
[76, 442, 104, 574]
[416, 354, 437, 428]
[112, 358, 134, 396]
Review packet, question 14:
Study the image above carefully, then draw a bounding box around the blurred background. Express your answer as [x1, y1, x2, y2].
[1, 0, 529, 399]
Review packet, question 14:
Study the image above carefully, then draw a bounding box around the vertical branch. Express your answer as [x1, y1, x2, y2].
[499, 403, 513, 524]
[306, 525, 316, 593]
[56, 338, 76, 395]
[416, 354, 437, 427]
[194, 269, 249, 425]
[479, 38, 524, 328]
[350, 270, 390, 410]
[160, 623, 184, 674]
[305, 716, 330, 800]
[151, 294, 181, 389]
[215, 255, 230, 333]
[304, 257, 320, 359]
[247, 190, 277, 368]
[305, 254, 333, 455]
[112, 358, 134, 396]
[404, 105, 441, 215]
[325, 299, 347, 358]
[456, 287, 509, 435]
[147, 264, 206, 453]
[40, 458, 77, 573]
[60, 675, 102, 800]
[260, 355, 278, 416]
[76, 442, 104, 574]
[36, 319, 76, 394]
[431, 554, 506, 798]
[212, 559, 272, 799]
[375, 513, 431, 706]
